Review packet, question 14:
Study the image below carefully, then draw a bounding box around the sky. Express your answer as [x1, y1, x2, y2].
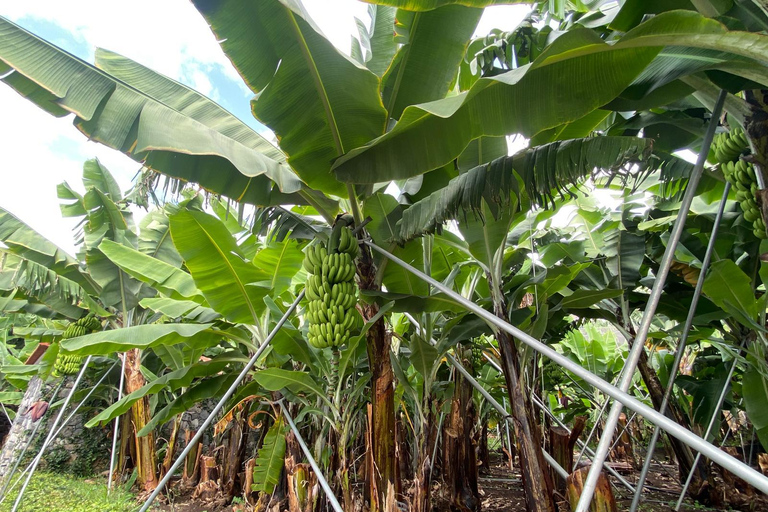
[0, 1, 531, 255]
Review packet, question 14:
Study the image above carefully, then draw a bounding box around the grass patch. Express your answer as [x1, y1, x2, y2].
[0, 472, 137, 512]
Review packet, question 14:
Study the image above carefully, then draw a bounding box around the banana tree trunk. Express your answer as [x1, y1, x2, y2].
[125, 348, 157, 491]
[0, 376, 44, 489]
[358, 247, 397, 511]
[220, 410, 247, 500]
[444, 350, 480, 512]
[494, 302, 555, 512]
[411, 407, 436, 512]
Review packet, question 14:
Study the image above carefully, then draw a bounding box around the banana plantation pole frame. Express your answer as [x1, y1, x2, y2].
[0, 380, 63, 501]
[482, 353, 636, 493]
[403, 313, 570, 480]
[107, 352, 126, 494]
[574, 89, 727, 512]
[138, 291, 304, 512]
[674, 341, 744, 510]
[629, 180, 732, 512]
[3, 360, 115, 504]
[11, 355, 93, 512]
[445, 352, 569, 480]
[279, 401, 344, 512]
[363, 235, 768, 493]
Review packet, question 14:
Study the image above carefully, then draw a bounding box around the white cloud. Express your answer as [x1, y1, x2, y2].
[3, 0, 244, 95]
[0, 86, 139, 255]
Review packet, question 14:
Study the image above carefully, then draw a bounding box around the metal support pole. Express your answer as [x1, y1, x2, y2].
[573, 397, 610, 470]
[11, 356, 92, 512]
[574, 89, 727, 512]
[138, 292, 304, 512]
[503, 397, 513, 467]
[364, 234, 768, 494]
[674, 344, 742, 510]
[430, 412, 444, 476]
[280, 401, 344, 512]
[630, 180, 732, 512]
[108, 353, 127, 494]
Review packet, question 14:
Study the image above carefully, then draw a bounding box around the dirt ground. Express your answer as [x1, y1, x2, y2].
[150, 455, 767, 512]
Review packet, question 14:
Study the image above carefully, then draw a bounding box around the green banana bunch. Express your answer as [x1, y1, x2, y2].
[52, 314, 100, 377]
[471, 341, 484, 371]
[52, 353, 85, 377]
[722, 160, 767, 239]
[303, 226, 359, 349]
[713, 126, 749, 164]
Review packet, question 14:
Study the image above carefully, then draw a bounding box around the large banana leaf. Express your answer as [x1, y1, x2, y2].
[333, 11, 768, 182]
[381, 5, 482, 119]
[138, 208, 182, 267]
[357, 4, 397, 77]
[138, 373, 237, 436]
[192, 0, 388, 195]
[60, 323, 218, 355]
[250, 240, 305, 297]
[0, 18, 299, 205]
[139, 298, 220, 323]
[86, 355, 244, 427]
[98, 239, 204, 302]
[394, 136, 654, 242]
[0, 207, 96, 294]
[170, 210, 272, 324]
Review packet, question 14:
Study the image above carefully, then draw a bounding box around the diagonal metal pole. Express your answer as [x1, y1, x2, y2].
[574, 89, 727, 512]
[107, 353, 127, 494]
[279, 401, 344, 512]
[363, 229, 768, 494]
[430, 412, 444, 476]
[630, 180, 732, 512]
[138, 291, 304, 512]
[674, 342, 743, 510]
[11, 355, 92, 512]
[502, 397, 513, 468]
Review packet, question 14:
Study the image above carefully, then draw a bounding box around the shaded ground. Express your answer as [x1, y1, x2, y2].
[144, 454, 768, 511]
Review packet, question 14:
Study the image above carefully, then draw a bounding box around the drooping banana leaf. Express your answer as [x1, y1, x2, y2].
[98, 239, 204, 303]
[60, 323, 218, 355]
[394, 136, 655, 242]
[86, 354, 244, 427]
[0, 253, 107, 317]
[0, 17, 300, 206]
[0, 207, 97, 294]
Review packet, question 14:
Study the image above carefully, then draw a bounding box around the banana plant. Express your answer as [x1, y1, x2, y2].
[5, 2, 768, 509]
